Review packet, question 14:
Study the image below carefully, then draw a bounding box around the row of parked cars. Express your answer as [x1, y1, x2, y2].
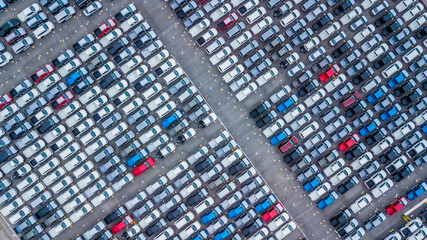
[79, 128, 298, 240]
[0, 3, 231, 240]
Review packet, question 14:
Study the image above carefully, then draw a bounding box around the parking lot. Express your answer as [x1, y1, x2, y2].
[0, 0, 427, 240]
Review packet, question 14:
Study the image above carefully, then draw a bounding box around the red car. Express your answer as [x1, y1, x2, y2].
[132, 158, 155, 176]
[0, 94, 12, 110]
[197, 0, 207, 4]
[340, 92, 360, 108]
[217, 13, 238, 31]
[111, 215, 133, 234]
[262, 203, 284, 222]
[338, 133, 360, 152]
[385, 197, 408, 216]
[31, 64, 55, 83]
[94, 19, 117, 38]
[279, 136, 297, 153]
[52, 91, 74, 110]
[318, 64, 340, 83]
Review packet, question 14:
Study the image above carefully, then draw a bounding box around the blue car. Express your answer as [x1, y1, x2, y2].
[227, 200, 249, 219]
[214, 224, 235, 240]
[201, 206, 222, 225]
[191, 230, 208, 240]
[367, 86, 387, 103]
[125, 149, 148, 167]
[303, 173, 325, 192]
[270, 127, 292, 146]
[65, 67, 89, 85]
[359, 119, 380, 136]
[387, 70, 408, 88]
[0, 0, 6, 12]
[380, 103, 402, 121]
[161, 110, 183, 128]
[277, 94, 298, 112]
[317, 191, 338, 210]
[254, 194, 276, 213]
[407, 182, 427, 201]
[423, 124, 427, 134]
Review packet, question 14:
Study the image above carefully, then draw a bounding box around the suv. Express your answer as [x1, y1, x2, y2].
[0, 19, 19, 37]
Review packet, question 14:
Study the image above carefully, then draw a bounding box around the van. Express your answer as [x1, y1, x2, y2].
[402, 45, 423, 63]
[280, 10, 300, 27]
[381, 61, 403, 79]
[246, 7, 266, 24]
[299, 122, 319, 139]
[361, 76, 381, 93]
[301, 37, 319, 53]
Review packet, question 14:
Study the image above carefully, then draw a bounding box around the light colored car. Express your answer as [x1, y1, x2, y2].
[275, 221, 297, 239]
[52, 134, 74, 152]
[319, 22, 341, 41]
[354, 24, 375, 43]
[48, 219, 71, 238]
[218, 55, 238, 73]
[251, 16, 273, 35]
[340, 7, 362, 25]
[402, 45, 423, 63]
[59, 142, 81, 160]
[142, 82, 163, 100]
[324, 74, 346, 93]
[210, 47, 232, 65]
[156, 101, 176, 118]
[166, 161, 189, 181]
[163, 67, 184, 85]
[15, 89, 40, 108]
[367, 43, 388, 62]
[58, 58, 82, 77]
[189, 19, 210, 37]
[179, 221, 201, 240]
[351, 152, 373, 170]
[372, 136, 393, 155]
[175, 212, 194, 230]
[223, 64, 245, 83]
[381, 61, 403, 79]
[17, 3, 41, 22]
[120, 13, 143, 32]
[33, 21, 55, 40]
[84, 137, 107, 156]
[51, 175, 73, 195]
[372, 179, 394, 198]
[126, 65, 149, 83]
[350, 194, 373, 213]
[402, 3, 424, 22]
[1, 156, 24, 174]
[58, 101, 81, 120]
[395, 0, 416, 13]
[284, 104, 305, 123]
[304, 89, 326, 108]
[210, 3, 232, 22]
[94, 61, 115, 79]
[72, 161, 94, 179]
[147, 93, 169, 111]
[280, 10, 300, 27]
[9, 206, 31, 224]
[147, 49, 169, 68]
[0, 52, 13, 68]
[256, 67, 278, 86]
[139, 125, 162, 144]
[392, 121, 415, 140]
[267, 212, 290, 231]
[69, 203, 93, 223]
[154, 227, 174, 240]
[36, 73, 61, 93]
[105, 122, 128, 141]
[308, 47, 326, 62]
[38, 157, 60, 175]
[22, 139, 45, 158]
[79, 43, 102, 62]
[1, 198, 24, 217]
[230, 32, 252, 50]
[16, 173, 39, 192]
[194, 197, 215, 214]
[330, 167, 351, 186]
[86, 95, 108, 113]
[299, 121, 319, 139]
[262, 119, 285, 138]
[323, 158, 345, 177]
[236, 82, 257, 102]
[21, 182, 45, 201]
[44, 125, 66, 144]
[83, 1, 102, 16]
[180, 179, 202, 198]
[138, 209, 160, 229]
[99, 29, 123, 47]
[121, 55, 143, 74]
[91, 188, 113, 207]
[308, 182, 331, 201]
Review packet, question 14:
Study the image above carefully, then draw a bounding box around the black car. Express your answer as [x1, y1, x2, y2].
[195, 156, 215, 173]
[75, 0, 91, 8]
[38, 0, 55, 6]
[333, 0, 355, 15]
[375, 9, 397, 27]
[104, 206, 126, 224]
[415, 26, 427, 39]
[338, 176, 359, 194]
[115, 4, 136, 22]
[36, 201, 58, 218]
[298, 80, 319, 97]
[228, 158, 249, 175]
[145, 219, 166, 236]
[313, 13, 334, 31]
[395, 37, 417, 55]
[401, 88, 422, 106]
[394, 80, 416, 98]
[345, 144, 366, 161]
[379, 146, 401, 164]
[37, 116, 59, 134]
[242, 219, 263, 237]
[100, 71, 121, 89]
[250, 101, 271, 119]
[382, 18, 404, 37]
[187, 188, 208, 206]
[353, 67, 374, 84]
[332, 41, 354, 58]
[392, 164, 415, 182]
[345, 101, 366, 118]
[365, 128, 386, 145]
[72, 76, 94, 94]
[283, 147, 304, 164]
[0, 146, 17, 164]
[0, 19, 19, 37]
[255, 110, 277, 128]
[330, 209, 351, 228]
[107, 37, 130, 55]
[47, 0, 69, 14]
[10, 122, 32, 140]
[373, 52, 395, 70]
[166, 203, 187, 221]
[135, 31, 157, 49]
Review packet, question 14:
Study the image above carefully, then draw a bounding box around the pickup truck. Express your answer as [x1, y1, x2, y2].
[264, 34, 285, 52]
[161, 110, 183, 128]
[237, 0, 259, 16]
[204, 0, 225, 12]
[176, 1, 197, 19]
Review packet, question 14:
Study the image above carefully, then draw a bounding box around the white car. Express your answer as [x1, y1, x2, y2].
[123, 98, 143, 115]
[210, 3, 232, 22]
[37, 73, 61, 93]
[147, 49, 169, 68]
[82, 1, 102, 17]
[324, 158, 345, 177]
[395, 0, 416, 13]
[64, 152, 87, 172]
[52, 134, 74, 151]
[177, 86, 197, 103]
[48, 219, 71, 238]
[280, 10, 300, 27]
[33, 21, 55, 40]
[263, 119, 285, 138]
[251, 16, 273, 35]
[267, 212, 290, 231]
[304, 89, 326, 108]
[349, 194, 372, 213]
[0, 104, 19, 123]
[105, 122, 128, 141]
[147, 93, 169, 111]
[69, 203, 93, 223]
[330, 167, 351, 186]
[17, 3, 41, 22]
[127, 65, 149, 83]
[16, 173, 39, 192]
[138, 209, 161, 229]
[284, 104, 305, 123]
[402, 3, 425, 22]
[223, 64, 245, 83]
[236, 82, 257, 102]
[353, 24, 375, 43]
[392, 121, 415, 140]
[218, 55, 238, 73]
[371, 179, 394, 198]
[156, 102, 176, 118]
[113, 89, 135, 107]
[414, 109, 427, 126]
[58, 58, 82, 77]
[42, 167, 66, 186]
[139, 125, 162, 144]
[51, 176, 73, 194]
[72, 161, 94, 178]
[121, 55, 143, 74]
[367, 43, 388, 62]
[1, 155, 24, 174]
[325, 74, 346, 93]
[361, 0, 376, 9]
[9, 206, 31, 224]
[1, 198, 24, 216]
[0, 52, 13, 68]
[94, 61, 115, 79]
[319, 22, 341, 41]
[246, 7, 266, 24]
[99, 29, 123, 47]
[59, 142, 81, 160]
[163, 67, 184, 85]
[340, 7, 362, 25]
[85, 137, 107, 156]
[382, 61, 403, 79]
[112, 173, 134, 192]
[372, 136, 393, 155]
[189, 19, 210, 37]
[230, 32, 252, 50]
[142, 82, 163, 100]
[22, 139, 46, 159]
[166, 161, 189, 181]
[179, 222, 201, 240]
[180, 179, 202, 198]
[256, 67, 278, 86]
[194, 197, 215, 214]
[44, 125, 66, 143]
[77, 171, 100, 190]
[275, 221, 297, 239]
[15, 89, 40, 108]
[351, 152, 373, 170]
[86, 95, 108, 113]
[308, 182, 331, 201]
[236, 167, 257, 184]
[299, 121, 319, 139]
[38, 157, 60, 175]
[79, 43, 103, 62]
[58, 101, 81, 119]
[91, 188, 114, 207]
[154, 228, 174, 240]
[210, 47, 232, 65]
[197, 29, 218, 47]
[21, 182, 45, 201]
[121, 13, 143, 32]
[175, 212, 195, 230]
[402, 45, 423, 63]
